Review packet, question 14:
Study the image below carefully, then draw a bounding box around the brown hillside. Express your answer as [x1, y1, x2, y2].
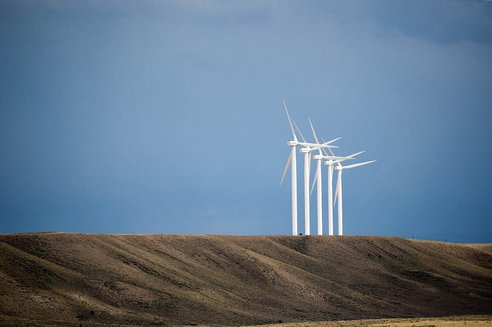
[0, 234, 491, 326]
[465, 243, 492, 254]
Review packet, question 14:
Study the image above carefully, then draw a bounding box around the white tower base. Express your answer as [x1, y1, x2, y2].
[291, 146, 298, 236]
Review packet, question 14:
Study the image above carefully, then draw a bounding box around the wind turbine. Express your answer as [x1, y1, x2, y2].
[293, 122, 340, 236]
[280, 101, 339, 236]
[306, 118, 324, 236]
[280, 100, 299, 236]
[321, 152, 365, 235]
[333, 157, 376, 235]
[307, 119, 343, 235]
[310, 152, 356, 235]
[309, 122, 362, 235]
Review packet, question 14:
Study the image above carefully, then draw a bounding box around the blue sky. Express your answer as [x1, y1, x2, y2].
[1, 1, 491, 242]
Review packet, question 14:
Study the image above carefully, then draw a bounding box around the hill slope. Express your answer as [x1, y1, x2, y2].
[0, 234, 491, 326]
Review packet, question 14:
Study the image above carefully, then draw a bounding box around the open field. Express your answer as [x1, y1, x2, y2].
[249, 315, 492, 327]
[0, 234, 491, 326]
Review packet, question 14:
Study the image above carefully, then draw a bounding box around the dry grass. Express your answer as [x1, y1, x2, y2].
[465, 244, 492, 254]
[248, 315, 492, 327]
[0, 234, 491, 326]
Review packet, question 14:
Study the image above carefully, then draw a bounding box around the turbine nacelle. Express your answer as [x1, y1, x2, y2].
[321, 155, 354, 162]
[314, 154, 345, 161]
[299, 142, 339, 149]
[288, 140, 298, 146]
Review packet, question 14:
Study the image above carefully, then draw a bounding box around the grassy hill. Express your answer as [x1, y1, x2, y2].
[0, 234, 490, 326]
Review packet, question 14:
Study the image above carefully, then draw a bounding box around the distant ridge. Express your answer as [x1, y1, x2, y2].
[0, 234, 491, 326]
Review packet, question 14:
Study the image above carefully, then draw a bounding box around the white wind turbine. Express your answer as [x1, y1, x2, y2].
[280, 100, 299, 236]
[309, 122, 363, 235]
[280, 101, 340, 236]
[332, 150, 376, 235]
[293, 123, 340, 236]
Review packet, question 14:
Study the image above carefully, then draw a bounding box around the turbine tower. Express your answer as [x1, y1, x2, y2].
[301, 145, 312, 235]
[296, 125, 315, 236]
[280, 100, 299, 236]
[308, 119, 324, 235]
[334, 159, 376, 235]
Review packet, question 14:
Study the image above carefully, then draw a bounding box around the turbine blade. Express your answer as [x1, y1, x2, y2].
[320, 137, 331, 157]
[347, 151, 365, 158]
[308, 118, 322, 155]
[293, 120, 307, 143]
[332, 151, 363, 163]
[323, 137, 342, 145]
[280, 152, 293, 185]
[327, 146, 343, 168]
[329, 155, 355, 161]
[334, 170, 341, 206]
[283, 98, 298, 142]
[343, 160, 376, 170]
[310, 164, 319, 196]
[323, 144, 342, 167]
